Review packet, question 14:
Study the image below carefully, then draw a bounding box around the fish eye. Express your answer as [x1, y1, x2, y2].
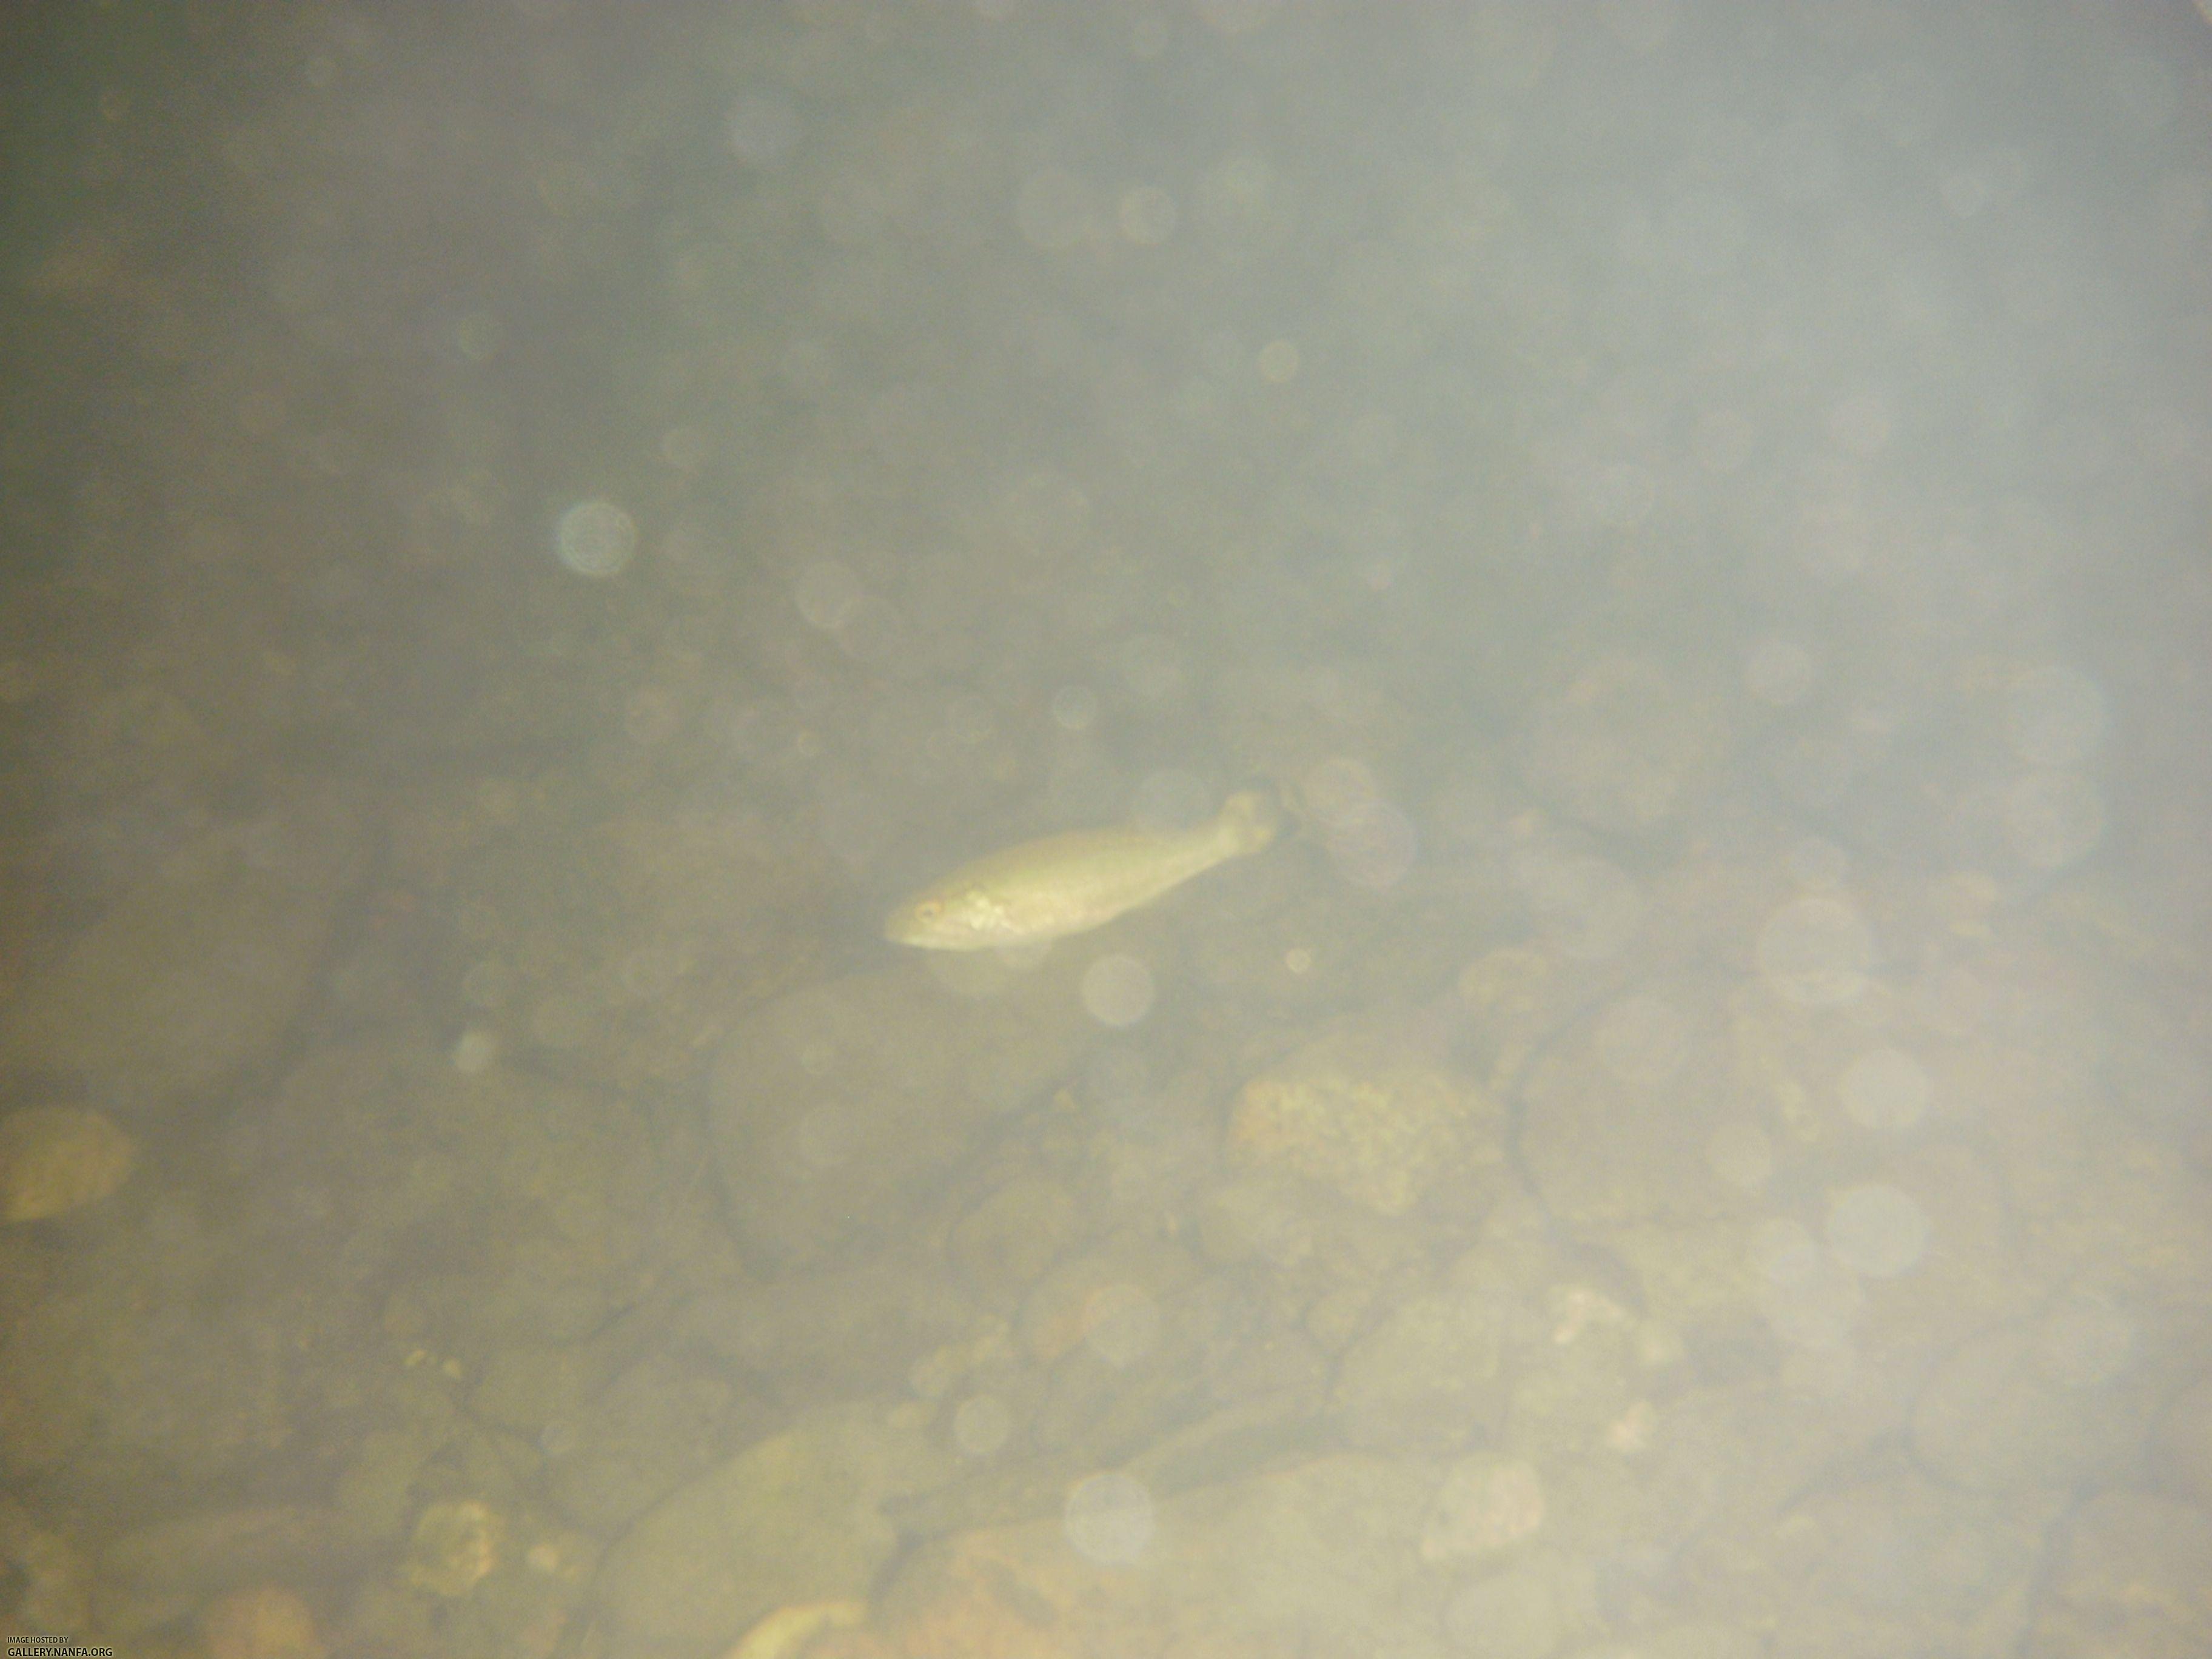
[914, 899, 942, 920]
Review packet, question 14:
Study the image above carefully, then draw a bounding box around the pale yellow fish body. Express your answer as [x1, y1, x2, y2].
[885, 791, 1279, 950]
[724, 1601, 866, 1659]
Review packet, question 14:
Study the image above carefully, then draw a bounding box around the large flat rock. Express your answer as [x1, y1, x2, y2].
[594, 1404, 945, 1658]
[0, 785, 370, 1114]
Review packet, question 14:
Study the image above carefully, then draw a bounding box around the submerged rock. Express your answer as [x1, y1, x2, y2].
[403, 1498, 503, 1598]
[1909, 1316, 2158, 1493]
[2033, 1491, 2212, 1657]
[2156, 1374, 2212, 1510]
[1228, 1003, 1501, 1215]
[545, 1353, 755, 1537]
[1517, 973, 1746, 1228]
[0, 1105, 133, 1222]
[0, 786, 370, 1114]
[1334, 1288, 1507, 1452]
[682, 1256, 977, 1403]
[1421, 1452, 1547, 1563]
[0, 1494, 90, 1633]
[877, 1452, 1438, 1659]
[708, 965, 1091, 1264]
[1518, 653, 1730, 840]
[199, 1583, 328, 1659]
[96, 1505, 369, 1635]
[593, 1404, 945, 1657]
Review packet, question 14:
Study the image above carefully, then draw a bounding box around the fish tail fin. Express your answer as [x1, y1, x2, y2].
[1216, 789, 1281, 856]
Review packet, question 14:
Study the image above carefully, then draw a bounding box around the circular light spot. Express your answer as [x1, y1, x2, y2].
[622, 685, 684, 746]
[2004, 770, 2105, 870]
[1585, 461, 1658, 529]
[1786, 837, 1850, 889]
[1758, 1256, 1865, 1351]
[1745, 637, 1816, 705]
[555, 499, 637, 578]
[1017, 166, 1092, 253]
[1940, 165, 1994, 219]
[1839, 1046, 1931, 1132]
[2111, 52, 2177, 130]
[1825, 1182, 1929, 1278]
[659, 427, 712, 477]
[1256, 338, 1301, 383]
[817, 169, 888, 247]
[1326, 798, 1418, 891]
[1603, 0, 1680, 54]
[454, 310, 503, 362]
[1117, 185, 1177, 246]
[1196, 0, 1279, 35]
[1595, 993, 1689, 1086]
[1082, 954, 1156, 1028]
[1757, 894, 1876, 1006]
[1708, 1121, 1774, 1191]
[451, 1027, 501, 1075]
[1002, 470, 1091, 559]
[2036, 1293, 2137, 1390]
[529, 991, 592, 1050]
[2005, 664, 2108, 767]
[792, 1101, 856, 1171]
[1694, 406, 1757, 474]
[1523, 853, 1646, 961]
[1750, 1218, 1822, 1286]
[475, 779, 521, 828]
[616, 942, 683, 1001]
[947, 694, 996, 747]
[834, 597, 912, 672]
[1118, 633, 1183, 702]
[1766, 116, 1840, 204]
[794, 560, 865, 630]
[1301, 755, 1379, 828]
[728, 90, 800, 168]
[460, 957, 510, 1010]
[1082, 1283, 1161, 1367]
[1663, 188, 1746, 276]
[954, 1393, 1014, 1456]
[1050, 684, 1098, 731]
[1829, 392, 1892, 456]
[779, 335, 836, 398]
[1064, 1471, 1155, 1564]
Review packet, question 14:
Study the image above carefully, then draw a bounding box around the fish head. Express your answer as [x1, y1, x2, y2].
[882, 882, 1017, 950]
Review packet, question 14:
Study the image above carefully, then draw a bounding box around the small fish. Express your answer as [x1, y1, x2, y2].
[726, 1601, 867, 1659]
[885, 790, 1279, 950]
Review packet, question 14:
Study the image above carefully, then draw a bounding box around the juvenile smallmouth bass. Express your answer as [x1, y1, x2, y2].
[884, 790, 1279, 950]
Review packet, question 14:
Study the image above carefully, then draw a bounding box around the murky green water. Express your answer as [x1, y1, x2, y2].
[2, 4, 2209, 1656]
